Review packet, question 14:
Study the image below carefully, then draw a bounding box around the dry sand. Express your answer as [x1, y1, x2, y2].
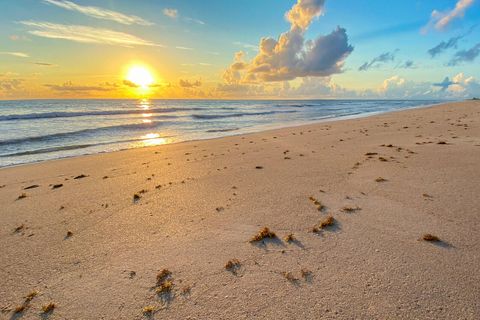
[1, 101, 479, 319]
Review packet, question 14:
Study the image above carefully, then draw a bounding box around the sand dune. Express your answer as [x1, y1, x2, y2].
[1, 101, 479, 319]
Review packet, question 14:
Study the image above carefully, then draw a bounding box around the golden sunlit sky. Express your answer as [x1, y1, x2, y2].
[0, 0, 479, 100]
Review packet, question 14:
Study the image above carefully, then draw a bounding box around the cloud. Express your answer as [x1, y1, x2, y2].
[162, 8, 204, 25]
[376, 76, 436, 99]
[100, 82, 119, 88]
[163, 8, 178, 19]
[43, 0, 153, 26]
[451, 73, 480, 95]
[358, 50, 397, 71]
[175, 46, 193, 51]
[20, 21, 159, 47]
[122, 80, 166, 88]
[422, 0, 475, 32]
[286, 0, 325, 29]
[9, 34, 30, 41]
[428, 35, 464, 57]
[397, 60, 415, 69]
[45, 81, 114, 92]
[432, 77, 454, 90]
[279, 77, 357, 98]
[286, 76, 429, 99]
[428, 25, 476, 57]
[34, 62, 55, 66]
[184, 17, 205, 25]
[223, 0, 353, 83]
[122, 79, 140, 88]
[432, 73, 479, 96]
[233, 41, 258, 51]
[216, 83, 268, 96]
[448, 42, 480, 65]
[377, 73, 480, 98]
[0, 51, 29, 58]
[381, 75, 405, 91]
[215, 72, 480, 99]
[179, 79, 202, 88]
[149, 83, 169, 89]
[0, 77, 24, 94]
[0, 78, 25, 98]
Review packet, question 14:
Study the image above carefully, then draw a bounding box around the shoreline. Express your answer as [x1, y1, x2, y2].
[0, 100, 448, 170]
[0, 97, 456, 102]
[1, 100, 479, 319]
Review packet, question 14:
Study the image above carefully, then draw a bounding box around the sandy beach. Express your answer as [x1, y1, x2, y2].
[1, 100, 479, 319]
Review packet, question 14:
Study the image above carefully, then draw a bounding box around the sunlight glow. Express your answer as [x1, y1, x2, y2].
[126, 65, 154, 89]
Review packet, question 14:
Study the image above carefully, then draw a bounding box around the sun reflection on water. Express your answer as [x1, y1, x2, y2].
[139, 99, 150, 110]
[144, 133, 160, 139]
[139, 99, 153, 123]
[140, 133, 171, 146]
[136, 100, 172, 146]
[142, 113, 153, 123]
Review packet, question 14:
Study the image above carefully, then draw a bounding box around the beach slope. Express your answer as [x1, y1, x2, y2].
[1, 101, 479, 319]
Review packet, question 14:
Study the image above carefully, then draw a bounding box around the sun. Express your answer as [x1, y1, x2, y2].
[126, 65, 154, 89]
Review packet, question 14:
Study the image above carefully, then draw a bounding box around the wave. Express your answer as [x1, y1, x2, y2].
[274, 104, 317, 108]
[205, 127, 240, 133]
[0, 121, 166, 147]
[0, 106, 234, 121]
[192, 110, 297, 120]
[0, 135, 173, 157]
[1, 144, 96, 157]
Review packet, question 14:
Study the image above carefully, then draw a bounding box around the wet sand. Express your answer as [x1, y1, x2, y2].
[1, 100, 479, 319]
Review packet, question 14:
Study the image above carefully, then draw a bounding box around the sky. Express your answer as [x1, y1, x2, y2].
[0, 0, 479, 100]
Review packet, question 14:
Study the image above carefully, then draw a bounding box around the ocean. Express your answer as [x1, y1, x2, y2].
[0, 99, 445, 167]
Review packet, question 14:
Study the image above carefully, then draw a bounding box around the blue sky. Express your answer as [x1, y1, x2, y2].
[0, 0, 479, 99]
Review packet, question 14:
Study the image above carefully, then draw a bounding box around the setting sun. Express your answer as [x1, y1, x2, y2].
[126, 65, 154, 88]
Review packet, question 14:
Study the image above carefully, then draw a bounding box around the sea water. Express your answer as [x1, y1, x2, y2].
[0, 99, 445, 167]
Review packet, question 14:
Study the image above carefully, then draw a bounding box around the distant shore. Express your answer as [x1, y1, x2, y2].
[1, 100, 479, 319]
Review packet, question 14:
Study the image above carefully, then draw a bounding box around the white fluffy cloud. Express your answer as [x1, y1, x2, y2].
[163, 8, 178, 19]
[290, 74, 479, 99]
[377, 73, 480, 99]
[423, 0, 475, 32]
[286, 0, 325, 29]
[223, 0, 353, 83]
[215, 72, 480, 99]
[433, 73, 480, 96]
[381, 75, 405, 91]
